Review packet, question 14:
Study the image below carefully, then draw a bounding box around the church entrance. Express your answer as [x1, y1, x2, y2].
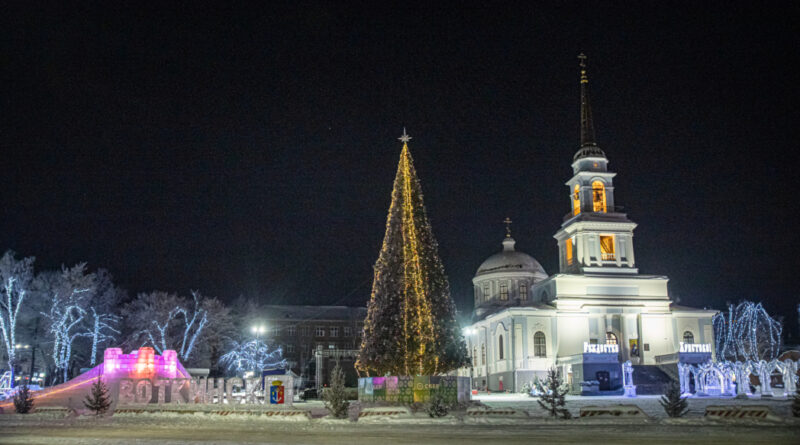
[596, 371, 611, 390]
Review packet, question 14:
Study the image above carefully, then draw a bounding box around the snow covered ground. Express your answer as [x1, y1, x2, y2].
[0, 395, 797, 444]
[475, 393, 797, 418]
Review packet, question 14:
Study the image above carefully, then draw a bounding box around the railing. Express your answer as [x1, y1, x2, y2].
[563, 206, 626, 222]
[601, 253, 616, 261]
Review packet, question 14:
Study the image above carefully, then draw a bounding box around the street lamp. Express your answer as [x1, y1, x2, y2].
[251, 325, 266, 338]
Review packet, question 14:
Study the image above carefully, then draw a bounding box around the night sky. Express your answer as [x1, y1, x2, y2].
[3, 3, 799, 335]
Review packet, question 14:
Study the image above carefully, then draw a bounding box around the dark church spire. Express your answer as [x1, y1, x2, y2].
[579, 53, 596, 147]
[574, 53, 606, 161]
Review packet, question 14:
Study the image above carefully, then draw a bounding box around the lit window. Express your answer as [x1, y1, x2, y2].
[534, 332, 546, 357]
[573, 184, 581, 215]
[519, 283, 528, 301]
[499, 283, 509, 301]
[344, 326, 352, 337]
[605, 332, 618, 345]
[592, 181, 607, 212]
[328, 344, 335, 349]
[315, 327, 325, 337]
[683, 331, 694, 344]
[498, 335, 504, 360]
[600, 235, 615, 261]
[566, 238, 574, 265]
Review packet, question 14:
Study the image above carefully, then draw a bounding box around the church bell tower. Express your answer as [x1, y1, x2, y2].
[555, 54, 638, 275]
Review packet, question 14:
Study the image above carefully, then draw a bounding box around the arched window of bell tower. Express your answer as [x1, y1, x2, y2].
[573, 184, 581, 215]
[592, 180, 607, 212]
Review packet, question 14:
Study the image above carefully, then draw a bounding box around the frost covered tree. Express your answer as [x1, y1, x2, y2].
[85, 269, 124, 366]
[535, 367, 571, 419]
[39, 263, 96, 383]
[122, 290, 212, 363]
[356, 132, 469, 376]
[0, 251, 35, 386]
[323, 363, 350, 418]
[713, 301, 783, 362]
[220, 337, 286, 375]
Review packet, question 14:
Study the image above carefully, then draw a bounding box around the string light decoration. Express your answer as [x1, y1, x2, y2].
[220, 338, 286, 375]
[713, 301, 782, 362]
[356, 130, 468, 376]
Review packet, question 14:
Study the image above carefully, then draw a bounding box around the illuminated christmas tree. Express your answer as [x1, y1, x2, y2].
[356, 130, 468, 376]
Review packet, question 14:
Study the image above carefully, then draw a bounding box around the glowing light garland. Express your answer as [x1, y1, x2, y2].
[0, 277, 26, 385]
[356, 136, 468, 377]
[220, 338, 286, 374]
[713, 301, 782, 362]
[43, 287, 93, 383]
[88, 307, 121, 366]
[136, 291, 208, 362]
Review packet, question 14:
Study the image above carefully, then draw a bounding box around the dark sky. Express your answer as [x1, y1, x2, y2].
[3, 3, 799, 335]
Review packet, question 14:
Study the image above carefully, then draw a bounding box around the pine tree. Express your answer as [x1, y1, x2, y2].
[83, 378, 112, 416]
[323, 363, 350, 419]
[356, 131, 468, 376]
[659, 380, 688, 418]
[535, 367, 571, 419]
[13, 381, 34, 414]
[791, 385, 800, 417]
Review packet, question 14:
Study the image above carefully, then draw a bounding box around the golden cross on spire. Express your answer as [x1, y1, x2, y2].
[398, 127, 412, 144]
[503, 217, 513, 238]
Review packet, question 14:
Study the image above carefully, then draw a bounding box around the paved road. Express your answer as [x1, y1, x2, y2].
[1, 418, 798, 445]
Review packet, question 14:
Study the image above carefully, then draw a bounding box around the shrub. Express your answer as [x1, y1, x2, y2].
[322, 363, 350, 419]
[13, 381, 34, 414]
[425, 391, 451, 418]
[659, 380, 688, 418]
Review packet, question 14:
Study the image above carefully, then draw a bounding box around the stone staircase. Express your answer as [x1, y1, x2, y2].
[631, 365, 675, 395]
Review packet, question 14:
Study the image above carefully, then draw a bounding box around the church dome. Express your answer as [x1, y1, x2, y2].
[475, 237, 547, 278]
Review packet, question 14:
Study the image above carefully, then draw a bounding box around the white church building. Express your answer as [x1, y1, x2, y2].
[459, 56, 717, 394]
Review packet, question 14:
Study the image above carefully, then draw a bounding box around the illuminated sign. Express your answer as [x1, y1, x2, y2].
[583, 342, 619, 354]
[679, 342, 711, 353]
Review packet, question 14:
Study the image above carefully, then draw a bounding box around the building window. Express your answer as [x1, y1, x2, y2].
[565, 238, 574, 265]
[498, 335, 504, 360]
[483, 283, 490, 302]
[606, 332, 618, 345]
[288, 326, 296, 336]
[481, 344, 486, 366]
[286, 344, 295, 353]
[472, 347, 477, 367]
[600, 235, 615, 261]
[683, 331, 694, 344]
[272, 326, 280, 337]
[330, 327, 339, 337]
[301, 326, 310, 337]
[534, 331, 547, 357]
[328, 344, 335, 349]
[643, 343, 650, 351]
[315, 327, 325, 337]
[519, 283, 528, 301]
[592, 180, 607, 212]
[344, 326, 352, 337]
[499, 283, 509, 301]
[573, 184, 581, 215]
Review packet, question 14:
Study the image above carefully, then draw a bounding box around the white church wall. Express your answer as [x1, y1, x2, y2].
[640, 313, 675, 364]
[555, 313, 590, 358]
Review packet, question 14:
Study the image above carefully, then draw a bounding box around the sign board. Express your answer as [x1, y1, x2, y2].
[583, 342, 619, 354]
[679, 342, 711, 353]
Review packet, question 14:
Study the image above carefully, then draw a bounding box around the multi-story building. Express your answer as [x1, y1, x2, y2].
[256, 305, 366, 382]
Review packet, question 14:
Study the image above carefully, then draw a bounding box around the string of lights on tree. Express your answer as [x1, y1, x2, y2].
[713, 301, 782, 362]
[220, 338, 286, 375]
[356, 131, 468, 377]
